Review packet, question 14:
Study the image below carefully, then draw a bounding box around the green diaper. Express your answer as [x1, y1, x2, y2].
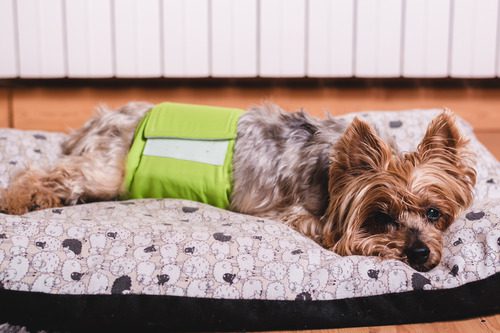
[124, 102, 244, 209]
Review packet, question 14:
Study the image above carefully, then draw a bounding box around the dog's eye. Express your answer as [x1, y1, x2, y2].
[374, 212, 396, 226]
[364, 212, 398, 234]
[426, 208, 441, 222]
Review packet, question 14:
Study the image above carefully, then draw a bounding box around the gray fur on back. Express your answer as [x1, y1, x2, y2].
[57, 102, 346, 222]
[231, 104, 346, 219]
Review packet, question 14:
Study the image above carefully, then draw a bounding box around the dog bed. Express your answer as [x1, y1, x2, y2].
[0, 109, 498, 332]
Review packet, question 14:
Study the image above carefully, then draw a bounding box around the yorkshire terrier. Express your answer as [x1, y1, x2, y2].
[0, 103, 476, 272]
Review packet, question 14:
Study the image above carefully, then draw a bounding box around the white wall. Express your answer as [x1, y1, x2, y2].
[1, 0, 499, 78]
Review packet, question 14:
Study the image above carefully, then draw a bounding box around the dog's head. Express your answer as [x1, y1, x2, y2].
[323, 112, 476, 272]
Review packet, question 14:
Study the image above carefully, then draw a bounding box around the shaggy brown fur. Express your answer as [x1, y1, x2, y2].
[0, 103, 476, 272]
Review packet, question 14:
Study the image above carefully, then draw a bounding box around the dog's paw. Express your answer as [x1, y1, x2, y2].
[0, 187, 62, 215]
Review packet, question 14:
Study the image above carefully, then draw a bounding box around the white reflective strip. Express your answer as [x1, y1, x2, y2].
[143, 138, 229, 166]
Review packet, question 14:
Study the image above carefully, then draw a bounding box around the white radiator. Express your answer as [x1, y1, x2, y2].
[1, 0, 499, 78]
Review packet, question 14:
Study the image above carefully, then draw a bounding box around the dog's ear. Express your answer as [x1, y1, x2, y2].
[417, 110, 477, 195]
[417, 110, 468, 161]
[333, 117, 391, 172]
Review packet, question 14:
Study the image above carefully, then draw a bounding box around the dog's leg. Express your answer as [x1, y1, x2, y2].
[0, 102, 151, 215]
[0, 153, 125, 215]
[267, 206, 324, 245]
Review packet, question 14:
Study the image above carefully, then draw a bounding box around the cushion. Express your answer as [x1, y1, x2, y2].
[0, 109, 498, 332]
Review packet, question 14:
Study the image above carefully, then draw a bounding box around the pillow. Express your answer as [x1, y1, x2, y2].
[0, 110, 498, 332]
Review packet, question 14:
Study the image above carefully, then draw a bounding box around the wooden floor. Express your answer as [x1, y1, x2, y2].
[271, 314, 500, 333]
[0, 82, 498, 333]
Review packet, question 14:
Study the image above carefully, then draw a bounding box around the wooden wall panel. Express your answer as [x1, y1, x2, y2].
[475, 132, 500, 160]
[9, 85, 500, 160]
[0, 89, 10, 127]
[11, 87, 264, 131]
[11, 86, 500, 131]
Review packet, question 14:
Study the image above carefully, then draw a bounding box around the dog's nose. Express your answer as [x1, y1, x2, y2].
[406, 242, 430, 265]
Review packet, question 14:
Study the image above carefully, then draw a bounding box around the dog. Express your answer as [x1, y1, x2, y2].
[0, 103, 476, 272]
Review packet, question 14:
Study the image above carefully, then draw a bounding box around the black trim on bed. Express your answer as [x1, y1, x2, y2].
[1, 273, 499, 332]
